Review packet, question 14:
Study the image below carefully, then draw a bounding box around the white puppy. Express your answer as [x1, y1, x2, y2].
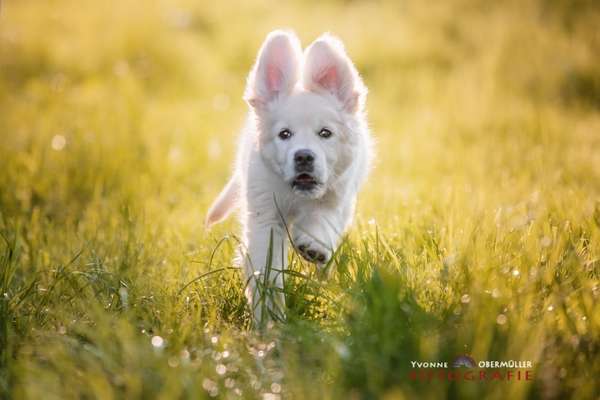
[206, 30, 372, 325]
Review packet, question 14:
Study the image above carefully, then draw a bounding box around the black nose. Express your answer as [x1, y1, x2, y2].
[294, 149, 315, 167]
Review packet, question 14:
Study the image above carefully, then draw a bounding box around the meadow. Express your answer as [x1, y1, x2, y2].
[1, 0, 599, 398]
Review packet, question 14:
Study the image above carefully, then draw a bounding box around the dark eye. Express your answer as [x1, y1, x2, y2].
[278, 129, 293, 140]
[318, 128, 333, 138]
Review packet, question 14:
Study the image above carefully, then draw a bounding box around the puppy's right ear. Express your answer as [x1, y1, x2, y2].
[244, 30, 302, 110]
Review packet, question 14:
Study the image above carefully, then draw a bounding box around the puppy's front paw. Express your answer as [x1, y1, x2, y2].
[293, 234, 331, 264]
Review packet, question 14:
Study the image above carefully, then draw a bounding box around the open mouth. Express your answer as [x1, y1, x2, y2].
[292, 173, 318, 191]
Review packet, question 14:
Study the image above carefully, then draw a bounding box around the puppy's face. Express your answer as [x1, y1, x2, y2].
[245, 31, 366, 199]
[258, 92, 347, 198]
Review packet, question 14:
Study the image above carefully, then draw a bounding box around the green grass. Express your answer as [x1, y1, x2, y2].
[1, 0, 599, 398]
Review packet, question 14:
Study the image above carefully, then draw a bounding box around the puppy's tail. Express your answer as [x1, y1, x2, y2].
[205, 176, 240, 228]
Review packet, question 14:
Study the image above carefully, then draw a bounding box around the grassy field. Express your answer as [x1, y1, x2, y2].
[1, 0, 600, 398]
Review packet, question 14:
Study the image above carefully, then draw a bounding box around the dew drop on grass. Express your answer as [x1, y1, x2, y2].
[51, 134, 66, 151]
[272, 370, 284, 381]
[512, 269, 520, 277]
[211, 335, 219, 345]
[151, 336, 164, 348]
[496, 314, 508, 325]
[203, 378, 217, 392]
[216, 364, 227, 375]
[222, 350, 230, 358]
[460, 294, 471, 304]
[547, 305, 554, 312]
[257, 350, 265, 358]
[271, 383, 282, 394]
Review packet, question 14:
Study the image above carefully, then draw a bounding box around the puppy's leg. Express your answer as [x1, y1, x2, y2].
[292, 205, 352, 267]
[243, 219, 287, 327]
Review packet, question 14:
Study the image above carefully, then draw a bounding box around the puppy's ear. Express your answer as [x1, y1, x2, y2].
[303, 34, 366, 114]
[244, 30, 302, 110]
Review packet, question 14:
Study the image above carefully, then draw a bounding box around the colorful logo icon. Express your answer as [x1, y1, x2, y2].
[452, 355, 477, 368]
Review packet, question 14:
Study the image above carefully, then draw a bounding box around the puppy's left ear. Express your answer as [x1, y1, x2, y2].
[303, 34, 367, 114]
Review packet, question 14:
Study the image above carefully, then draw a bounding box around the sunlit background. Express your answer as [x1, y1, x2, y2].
[1, 0, 599, 398]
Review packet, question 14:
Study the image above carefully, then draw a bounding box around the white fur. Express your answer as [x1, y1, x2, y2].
[206, 30, 373, 325]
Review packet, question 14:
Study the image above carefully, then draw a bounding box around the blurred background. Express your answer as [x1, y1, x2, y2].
[1, 0, 600, 226]
[1, 0, 599, 399]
